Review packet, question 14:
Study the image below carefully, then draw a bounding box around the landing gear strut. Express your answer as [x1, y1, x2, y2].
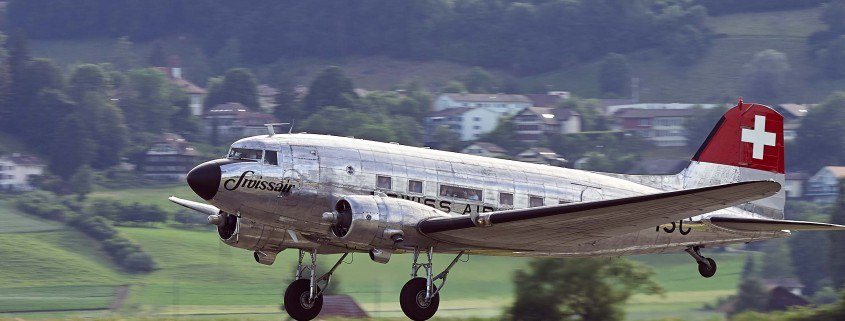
[686, 246, 717, 278]
[400, 247, 465, 321]
[283, 250, 348, 321]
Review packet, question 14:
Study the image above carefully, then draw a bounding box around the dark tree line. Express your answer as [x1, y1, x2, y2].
[7, 0, 710, 74]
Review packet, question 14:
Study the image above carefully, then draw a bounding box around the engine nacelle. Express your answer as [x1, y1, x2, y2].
[215, 212, 289, 258]
[326, 195, 450, 249]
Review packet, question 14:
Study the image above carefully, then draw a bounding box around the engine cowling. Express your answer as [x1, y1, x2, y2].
[327, 195, 450, 249]
[215, 212, 288, 258]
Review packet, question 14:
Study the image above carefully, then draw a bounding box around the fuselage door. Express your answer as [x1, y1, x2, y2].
[291, 145, 320, 184]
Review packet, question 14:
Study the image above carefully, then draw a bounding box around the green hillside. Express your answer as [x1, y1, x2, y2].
[0, 201, 127, 313]
[527, 6, 845, 103]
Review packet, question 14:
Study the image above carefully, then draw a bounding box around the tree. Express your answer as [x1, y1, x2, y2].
[599, 53, 631, 97]
[68, 165, 94, 200]
[122, 68, 176, 133]
[459, 67, 499, 93]
[429, 125, 462, 152]
[111, 36, 139, 71]
[507, 258, 662, 321]
[741, 49, 790, 101]
[792, 92, 845, 171]
[148, 42, 168, 66]
[68, 64, 109, 102]
[791, 229, 831, 295]
[204, 68, 259, 109]
[441, 81, 467, 93]
[741, 254, 758, 279]
[831, 179, 845, 289]
[50, 113, 95, 179]
[731, 277, 769, 316]
[821, 1, 845, 34]
[303, 66, 356, 112]
[210, 38, 242, 75]
[760, 239, 795, 278]
[557, 98, 609, 132]
[817, 35, 845, 78]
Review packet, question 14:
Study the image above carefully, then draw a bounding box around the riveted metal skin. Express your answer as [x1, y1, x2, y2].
[188, 133, 789, 258]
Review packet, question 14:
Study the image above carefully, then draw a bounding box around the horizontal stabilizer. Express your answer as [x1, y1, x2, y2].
[709, 217, 845, 231]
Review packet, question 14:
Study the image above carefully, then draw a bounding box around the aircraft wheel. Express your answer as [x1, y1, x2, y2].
[698, 258, 717, 278]
[284, 279, 323, 321]
[400, 277, 440, 321]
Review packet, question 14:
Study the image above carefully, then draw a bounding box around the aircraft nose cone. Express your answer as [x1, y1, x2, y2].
[187, 160, 222, 200]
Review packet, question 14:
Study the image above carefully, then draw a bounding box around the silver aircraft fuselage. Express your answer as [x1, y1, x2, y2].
[206, 133, 785, 258]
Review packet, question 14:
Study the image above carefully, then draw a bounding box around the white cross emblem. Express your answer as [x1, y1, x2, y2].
[741, 115, 776, 160]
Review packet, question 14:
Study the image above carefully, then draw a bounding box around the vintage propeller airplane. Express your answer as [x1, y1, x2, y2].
[170, 100, 845, 321]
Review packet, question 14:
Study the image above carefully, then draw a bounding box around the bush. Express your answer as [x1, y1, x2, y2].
[15, 191, 72, 221]
[115, 203, 168, 224]
[123, 252, 156, 272]
[68, 216, 118, 240]
[174, 209, 208, 225]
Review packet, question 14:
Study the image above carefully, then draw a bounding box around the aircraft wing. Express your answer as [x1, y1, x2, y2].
[417, 181, 780, 251]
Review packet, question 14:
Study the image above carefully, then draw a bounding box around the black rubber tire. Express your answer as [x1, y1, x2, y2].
[698, 258, 717, 278]
[400, 277, 440, 321]
[283, 279, 323, 321]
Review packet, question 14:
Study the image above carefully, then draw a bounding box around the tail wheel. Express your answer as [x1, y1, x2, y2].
[284, 279, 323, 321]
[400, 277, 440, 321]
[698, 258, 717, 278]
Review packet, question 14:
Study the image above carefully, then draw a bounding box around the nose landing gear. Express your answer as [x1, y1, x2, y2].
[400, 248, 465, 321]
[283, 250, 348, 321]
[686, 245, 717, 278]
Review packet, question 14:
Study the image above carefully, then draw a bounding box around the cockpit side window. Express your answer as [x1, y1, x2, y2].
[264, 150, 279, 165]
[227, 148, 263, 161]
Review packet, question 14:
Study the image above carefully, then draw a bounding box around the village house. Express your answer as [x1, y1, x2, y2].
[512, 107, 581, 144]
[204, 102, 277, 144]
[524, 91, 571, 107]
[139, 133, 200, 180]
[0, 153, 45, 191]
[772, 104, 815, 142]
[461, 142, 507, 158]
[433, 93, 532, 116]
[784, 172, 810, 199]
[516, 147, 567, 167]
[805, 166, 845, 203]
[424, 107, 501, 142]
[613, 108, 700, 147]
[155, 67, 208, 116]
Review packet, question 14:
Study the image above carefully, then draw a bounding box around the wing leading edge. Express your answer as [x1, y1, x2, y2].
[418, 181, 781, 251]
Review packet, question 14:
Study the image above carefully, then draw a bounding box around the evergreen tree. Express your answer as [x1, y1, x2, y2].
[831, 179, 845, 289]
[732, 277, 769, 316]
[303, 66, 356, 112]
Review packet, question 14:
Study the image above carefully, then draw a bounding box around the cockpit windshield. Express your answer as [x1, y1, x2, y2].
[227, 148, 263, 161]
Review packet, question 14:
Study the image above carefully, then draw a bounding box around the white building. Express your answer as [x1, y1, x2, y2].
[0, 153, 45, 191]
[512, 107, 581, 144]
[156, 67, 208, 116]
[425, 107, 502, 141]
[805, 166, 845, 203]
[433, 93, 532, 116]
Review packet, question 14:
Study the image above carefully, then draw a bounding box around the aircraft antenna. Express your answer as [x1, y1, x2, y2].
[264, 122, 291, 136]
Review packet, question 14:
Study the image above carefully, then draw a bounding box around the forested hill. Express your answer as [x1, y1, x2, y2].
[7, 0, 714, 75]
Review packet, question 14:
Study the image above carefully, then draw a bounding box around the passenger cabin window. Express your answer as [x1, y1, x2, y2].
[228, 148, 262, 161]
[376, 175, 392, 190]
[499, 192, 513, 206]
[408, 180, 423, 193]
[264, 150, 278, 165]
[558, 200, 571, 204]
[440, 185, 482, 201]
[529, 196, 544, 207]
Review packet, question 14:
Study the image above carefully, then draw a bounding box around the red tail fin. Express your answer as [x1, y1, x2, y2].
[692, 101, 784, 174]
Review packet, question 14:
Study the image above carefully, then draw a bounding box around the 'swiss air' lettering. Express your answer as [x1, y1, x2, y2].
[224, 171, 295, 195]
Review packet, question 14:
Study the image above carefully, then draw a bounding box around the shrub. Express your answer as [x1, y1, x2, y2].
[123, 252, 156, 272]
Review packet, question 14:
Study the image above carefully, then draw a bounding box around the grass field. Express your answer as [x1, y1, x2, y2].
[3, 182, 750, 319]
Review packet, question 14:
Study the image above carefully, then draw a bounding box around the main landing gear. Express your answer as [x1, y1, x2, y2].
[686, 245, 717, 278]
[400, 248, 465, 321]
[283, 250, 348, 321]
